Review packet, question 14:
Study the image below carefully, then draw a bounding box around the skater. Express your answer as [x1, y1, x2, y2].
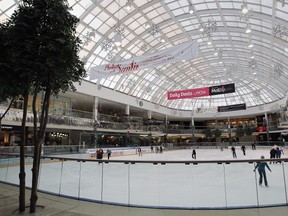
[254, 155, 272, 187]
[270, 148, 276, 164]
[150, 146, 154, 153]
[275, 147, 282, 163]
[107, 149, 112, 159]
[138, 147, 143, 156]
[231, 146, 237, 158]
[192, 149, 196, 159]
[251, 142, 256, 150]
[241, 145, 246, 156]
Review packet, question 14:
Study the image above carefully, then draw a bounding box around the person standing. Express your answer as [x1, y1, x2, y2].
[254, 155, 272, 187]
[107, 149, 112, 159]
[270, 148, 276, 164]
[138, 147, 143, 156]
[231, 146, 237, 158]
[192, 149, 196, 159]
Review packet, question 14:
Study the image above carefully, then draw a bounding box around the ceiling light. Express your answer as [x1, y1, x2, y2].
[248, 42, 253, 48]
[125, 0, 132, 11]
[250, 55, 254, 59]
[188, 4, 194, 14]
[241, 2, 249, 14]
[245, 23, 251, 33]
[114, 33, 122, 46]
[199, 24, 204, 32]
[207, 38, 212, 45]
[160, 37, 165, 43]
[144, 23, 150, 29]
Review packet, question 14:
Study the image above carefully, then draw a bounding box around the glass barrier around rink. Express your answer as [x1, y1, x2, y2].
[2, 154, 288, 209]
[0, 154, 12, 182]
[78, 160, 103, 201]
[58, 159, 81, 198]
[38, 158, 64, 195]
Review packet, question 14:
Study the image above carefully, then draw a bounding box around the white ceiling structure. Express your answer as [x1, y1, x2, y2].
[1, 0, 288, 112]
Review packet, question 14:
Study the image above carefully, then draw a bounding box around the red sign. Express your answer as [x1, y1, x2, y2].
[256, 126, 267, 132]
[168, 87, 210, 100]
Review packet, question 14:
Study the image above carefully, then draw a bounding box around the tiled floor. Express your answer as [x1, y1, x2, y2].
[1, 183, 288, 216]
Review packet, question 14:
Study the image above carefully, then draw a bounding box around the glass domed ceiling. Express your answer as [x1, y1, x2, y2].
[1, 0, 288, 111]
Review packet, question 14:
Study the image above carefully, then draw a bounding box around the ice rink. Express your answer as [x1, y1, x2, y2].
[1, 146, 288, 209]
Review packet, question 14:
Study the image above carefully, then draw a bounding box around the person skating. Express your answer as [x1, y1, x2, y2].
[231, 146, 237, 158]
[254, 155, 272, 187]
[241, 145, 246, 156]
[192, 149, 196, 159]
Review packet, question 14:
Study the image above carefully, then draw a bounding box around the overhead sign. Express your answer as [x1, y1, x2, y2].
[217, 103, 246, 112]
[89, 41, 198, 80]
[168, 83, 235, 100]
[209, 83, 235, 96]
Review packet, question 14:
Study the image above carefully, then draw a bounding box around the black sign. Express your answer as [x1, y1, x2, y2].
[218, 103, 246, 112]
[209, 83, 235, 96]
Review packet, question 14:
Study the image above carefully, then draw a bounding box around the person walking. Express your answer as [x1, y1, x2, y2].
[254, 155, 272, 187]
[192, 149, 196, 159]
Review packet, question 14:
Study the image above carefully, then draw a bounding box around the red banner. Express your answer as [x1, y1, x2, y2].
[168, 87, 210, 100]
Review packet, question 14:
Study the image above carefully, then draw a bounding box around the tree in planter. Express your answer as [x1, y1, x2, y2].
[0, 20, 33, 212]
[213, 128, 222, 144]
[244, 124, 255, 136]
[202, 128, 213, 143]
[5, 0, 86, 213]
[235, 125, 245, 143]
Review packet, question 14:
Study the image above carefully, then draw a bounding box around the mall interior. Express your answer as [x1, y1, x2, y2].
[1, 0, 288, 215]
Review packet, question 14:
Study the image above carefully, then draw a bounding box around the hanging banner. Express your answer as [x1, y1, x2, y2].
[168, 83, 235, 100]
[89, 41, 198, 80]
[217, 103, 246, 112]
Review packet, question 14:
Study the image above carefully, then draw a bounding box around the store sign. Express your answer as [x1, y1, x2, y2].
[256, 126, 267, 132]
[89, 41, 198, 79]
[217, 103, 246, 112]
[168, 83, 235, 100]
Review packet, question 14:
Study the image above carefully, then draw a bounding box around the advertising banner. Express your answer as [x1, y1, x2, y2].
[209, 83, 235, 95]
[89, 41, 198, 80]
[217, 103, 246, 112]
[168, 87, 209, 100]
[168, 83, 235, 100]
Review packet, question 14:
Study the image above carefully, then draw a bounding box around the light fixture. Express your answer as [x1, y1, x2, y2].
[241, 1, 249, 14]
[199, 24, 204, 32]
[188, 4, 194, 14]
[113, 1, 125, 47]
[245, 23, 251, 33]
[207, 38, 212, 45]
[160, 37, 165, 43]
[144, 22, 150, 29]
[125, 0, 132, 11]
[114, 33, 122, 46]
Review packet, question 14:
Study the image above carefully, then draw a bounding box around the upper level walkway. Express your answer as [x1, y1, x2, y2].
[1, 182, 288, 216]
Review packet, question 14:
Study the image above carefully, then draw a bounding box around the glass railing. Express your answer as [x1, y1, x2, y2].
[1, 153, 288, 209]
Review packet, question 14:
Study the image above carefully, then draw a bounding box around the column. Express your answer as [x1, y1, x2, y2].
[265, 112, 270, 145]
[228, 116, 232, 145]
[93, 96, 98, 148]
[191, 116, 195, 145]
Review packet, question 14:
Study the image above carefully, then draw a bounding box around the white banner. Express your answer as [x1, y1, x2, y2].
[89, 41, 198, 80]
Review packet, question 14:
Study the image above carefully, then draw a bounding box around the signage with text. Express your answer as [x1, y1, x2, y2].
[217, 103, 246, 112]
[167, 83, 235, 100]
